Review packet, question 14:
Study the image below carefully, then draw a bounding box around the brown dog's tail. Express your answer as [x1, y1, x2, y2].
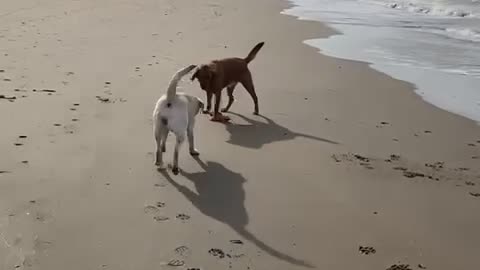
[244, 42, 265, 64]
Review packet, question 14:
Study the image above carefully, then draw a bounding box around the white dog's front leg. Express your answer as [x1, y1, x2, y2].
[172, 134, 185, 175]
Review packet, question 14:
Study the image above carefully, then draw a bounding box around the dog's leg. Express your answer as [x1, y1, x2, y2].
[241, 72, 259, 115]
[187, 119, 199, 156]
[211, 92, 230, 122]
[172, 133, 185, 175]
[154, 123, 167, 169]
[221, 83, 237, 113]
[203, 92, 213, 114]
[160, 128, 168, 153]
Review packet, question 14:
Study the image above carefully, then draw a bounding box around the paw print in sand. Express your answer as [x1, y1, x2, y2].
[386, 264, 412, 270]
[176, 213, 190, 221]
[358, 246, 376, 255]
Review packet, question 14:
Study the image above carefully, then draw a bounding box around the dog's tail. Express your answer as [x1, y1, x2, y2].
[244, 42, 265, 64]
[167, 64, 197, 102]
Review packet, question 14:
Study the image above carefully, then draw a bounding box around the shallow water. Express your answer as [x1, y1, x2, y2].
[283, 0, 480, 123]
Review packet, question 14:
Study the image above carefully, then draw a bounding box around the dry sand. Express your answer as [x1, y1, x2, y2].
[1, 0, 480, 269]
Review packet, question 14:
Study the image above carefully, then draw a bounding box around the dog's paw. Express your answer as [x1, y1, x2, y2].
[190, 149, 200, 156]
[161, 146, 166, 152]
[202, 109, 211, 115]
[172, 166, 180, 175]
[221, 108, 229, 113]
[253, 111, 259, 115]
[156, 162, 167, 169]
[210, 114, 230, 123]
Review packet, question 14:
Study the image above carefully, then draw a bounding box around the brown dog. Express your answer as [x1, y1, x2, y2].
[191, 42, 265, 122]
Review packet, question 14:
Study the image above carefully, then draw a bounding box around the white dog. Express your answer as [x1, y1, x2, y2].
[153, 64, 204, 174]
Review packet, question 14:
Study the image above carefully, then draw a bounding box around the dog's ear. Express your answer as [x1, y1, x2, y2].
[187, 64, 197, 75]
[190, 65, 202, 81]
[190, 69, 198, 81]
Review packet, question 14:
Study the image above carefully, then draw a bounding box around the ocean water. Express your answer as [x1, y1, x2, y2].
[282, 0, 480, 123]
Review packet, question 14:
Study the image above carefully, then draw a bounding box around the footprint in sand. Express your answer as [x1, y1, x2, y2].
[144, 205, 159, 214]
[230, 240, 243, 245]
[96, 96, 111, 103]
[0, 94, 16, 101]
[153, 215, 170, 222]
[166, 259, 185, 267]
[40, 89, 56, 93]
[358, 245, 376, 255]
[144, 205, 170, 222]
[208, 248, 226, 259]
[403, 171, 426, 179]
[154, 183, 167, 188]
[175, 245, 191, 257]
[386, 264, 412, 270]
[469, 192, 480, 197]
[425, 161, 444, 171]
[390, 154, 401, 161]
[176, 213, 190, 221]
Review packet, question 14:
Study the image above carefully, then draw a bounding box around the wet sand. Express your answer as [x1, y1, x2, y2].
[1, 0, 479, 269]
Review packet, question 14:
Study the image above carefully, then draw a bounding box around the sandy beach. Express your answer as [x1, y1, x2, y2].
[1, 0, 480, 269]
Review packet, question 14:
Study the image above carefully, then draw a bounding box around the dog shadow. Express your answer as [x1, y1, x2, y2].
[224, 112, 338, 149]
[159, 157, 313, 268]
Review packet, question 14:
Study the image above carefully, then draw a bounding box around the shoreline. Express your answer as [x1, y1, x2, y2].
[282, 0, 480, 125]
[1, 0, 479, 269]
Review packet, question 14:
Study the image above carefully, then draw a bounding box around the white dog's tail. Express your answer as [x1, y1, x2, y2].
[167, 64, 197, 102]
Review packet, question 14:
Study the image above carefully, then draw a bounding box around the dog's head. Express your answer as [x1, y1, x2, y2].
[191, 64, 215, 90]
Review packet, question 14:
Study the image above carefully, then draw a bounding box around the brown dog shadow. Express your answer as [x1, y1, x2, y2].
[224, 112, 339, 149]
[159, 157, 313, 268]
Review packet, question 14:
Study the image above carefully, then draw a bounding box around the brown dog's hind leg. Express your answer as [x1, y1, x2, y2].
[221, 83, 237, 113]
[240, 72, 259, 115]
